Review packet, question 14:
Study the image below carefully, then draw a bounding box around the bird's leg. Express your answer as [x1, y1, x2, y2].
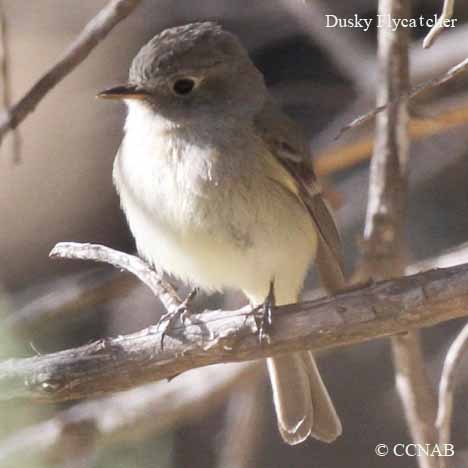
[254, 279, 276, 344]
[158, 287, 198, 350]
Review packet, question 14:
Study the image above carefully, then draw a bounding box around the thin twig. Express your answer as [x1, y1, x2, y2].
[0, 0, 142, 147]
[359, 1, 439, 467]
[436, 322, 468, 461]
[412, 24, 468, 80]
[0, 0, 20, 162]
[423, 0, 455, 49]
[317, 97, 468, 176]
[337, 56, 468, 139]
[1, 242, 468, 401]
[50, 242, 181, 315]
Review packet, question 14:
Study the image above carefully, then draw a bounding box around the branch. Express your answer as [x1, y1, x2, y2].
[436, 321, 468, 464]
[361, 0, 409, 276]
[216, 376, 264, 468]
[0, 0, 142, 147]
[317, 97, 468, 176]
[1, 243, 468, 402]
[4, 268, 138, 335]
[359, 2, 438, 468]
[4, 243, 468, 463]
[0, 0, 20, 162]
[337, 55, 468, 139]
[407, 241, 468, 274]
[50, 243, 182, 314]
[0, 363, 259, 464]
[423, 0, 455, 49]
[8, 234, 468, 339]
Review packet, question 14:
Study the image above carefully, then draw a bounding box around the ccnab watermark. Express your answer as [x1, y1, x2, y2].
[375, 443, 455, 458]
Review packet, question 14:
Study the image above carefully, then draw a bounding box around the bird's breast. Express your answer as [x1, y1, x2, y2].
[113, 103, 317, 293]
[114, 116, 257, 249]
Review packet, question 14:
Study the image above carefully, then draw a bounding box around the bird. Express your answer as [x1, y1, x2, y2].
[98, 21, 345, 445]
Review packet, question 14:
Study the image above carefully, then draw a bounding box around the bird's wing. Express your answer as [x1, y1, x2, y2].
[254, 99, 345, 291]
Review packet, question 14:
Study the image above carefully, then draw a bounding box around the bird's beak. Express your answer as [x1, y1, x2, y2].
[97, 84, 149, 101]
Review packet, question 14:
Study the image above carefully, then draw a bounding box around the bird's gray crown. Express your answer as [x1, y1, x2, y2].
[129, 22, 248, 84]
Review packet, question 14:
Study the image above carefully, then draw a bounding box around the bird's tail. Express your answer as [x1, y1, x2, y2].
[267, 352, 341, 444]
[268, 237, 345, 445]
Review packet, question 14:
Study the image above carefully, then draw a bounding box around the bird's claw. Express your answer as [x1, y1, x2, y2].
[158, 288, 198, 350]
[254, 280, 276, 344]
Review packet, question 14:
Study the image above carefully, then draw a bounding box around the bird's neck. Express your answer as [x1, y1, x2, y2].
[124, 100, 253, 148]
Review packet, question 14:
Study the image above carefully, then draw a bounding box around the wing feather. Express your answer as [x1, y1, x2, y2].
[254, 99, 345, 289]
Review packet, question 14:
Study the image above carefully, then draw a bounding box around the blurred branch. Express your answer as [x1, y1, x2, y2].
[216, 377, 264, 468]
[436, 321, 468, 467]
[316, 97, 468, 176]
[50, 242, 182, 314]
[0, 0, 142, 147]
[412, 24, 468, 81]
[423, 0, 455, 49]
[360, 0, 410, 276]
[315, 22, 468, 150]
[4, 268, 137, 334]
[0, 0, 20, 162]
[358, 2, 438, 468]
[337, 55, 468, 138]
[1, 242, 468, 401]
[283, 0, 467, 105]
[0, 362, 259, 464]
[407, 241, 468, 274]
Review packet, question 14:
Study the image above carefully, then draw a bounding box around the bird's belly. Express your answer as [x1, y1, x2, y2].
[118, 176, 317, 303]
[114, 130, 317, 301]
[116, 178, 253, 289]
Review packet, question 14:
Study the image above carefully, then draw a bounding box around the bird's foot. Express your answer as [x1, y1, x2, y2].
[158, 288, 198, 350]
[254, 280, 276, 344]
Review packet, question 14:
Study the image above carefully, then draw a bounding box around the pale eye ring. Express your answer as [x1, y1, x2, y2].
[171, 77, 200, 96]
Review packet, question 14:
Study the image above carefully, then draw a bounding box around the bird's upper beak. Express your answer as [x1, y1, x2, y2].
[97, 84, 149, 101]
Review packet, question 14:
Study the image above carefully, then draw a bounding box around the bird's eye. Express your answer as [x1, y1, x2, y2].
[172, 78, 196, 96]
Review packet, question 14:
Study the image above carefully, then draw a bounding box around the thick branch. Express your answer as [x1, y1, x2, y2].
[1, 243, 468, 402]
[362, 0, 410, 282]
[0, 0, 141, 146]
[361, 1, 438, 467]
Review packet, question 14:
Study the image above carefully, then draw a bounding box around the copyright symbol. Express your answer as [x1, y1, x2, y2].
[375, 444, 389, 456]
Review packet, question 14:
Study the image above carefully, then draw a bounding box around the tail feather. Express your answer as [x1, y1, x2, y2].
[253, 237, 345, 445]
[267, 352, 341, 445]
[300, 352, 342, 442]
[267, 354, 313, 445]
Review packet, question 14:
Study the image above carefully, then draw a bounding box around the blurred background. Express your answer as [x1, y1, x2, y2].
[1, 0, 468, 467]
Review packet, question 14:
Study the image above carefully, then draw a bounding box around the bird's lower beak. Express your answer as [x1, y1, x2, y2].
[97, 84, 148, 100]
